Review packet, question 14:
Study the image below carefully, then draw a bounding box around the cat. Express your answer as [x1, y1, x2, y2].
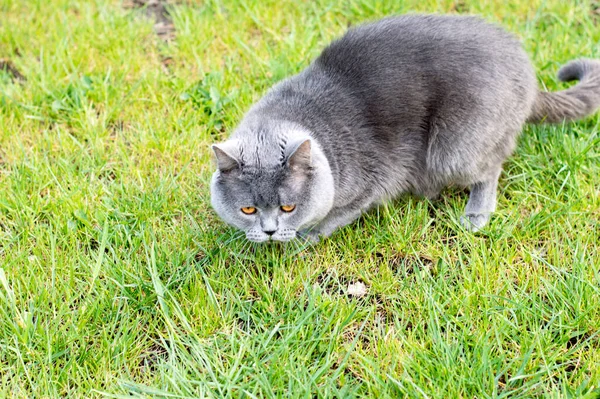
[210, 14, 600, 243]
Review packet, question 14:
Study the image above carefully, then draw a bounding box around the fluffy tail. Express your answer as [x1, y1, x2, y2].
[527, 59, 600, 123]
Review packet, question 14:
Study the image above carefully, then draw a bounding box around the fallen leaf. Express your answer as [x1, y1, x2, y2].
[347, 281, 367, 298]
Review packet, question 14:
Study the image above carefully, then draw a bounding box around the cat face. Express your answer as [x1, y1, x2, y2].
[210, 135, 334, 242]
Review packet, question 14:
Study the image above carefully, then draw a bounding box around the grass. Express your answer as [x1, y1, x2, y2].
[1, 0, 599, 397]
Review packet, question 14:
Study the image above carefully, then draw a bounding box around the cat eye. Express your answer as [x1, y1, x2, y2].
[280, 204, 296, 213]
[241, 207, 257, 215]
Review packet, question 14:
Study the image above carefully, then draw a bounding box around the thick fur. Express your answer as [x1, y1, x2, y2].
[211, 14, 600, 242]
[528, 59, 600, 123]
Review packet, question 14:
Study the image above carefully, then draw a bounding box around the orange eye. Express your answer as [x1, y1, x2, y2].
[280, 204, 296, 212]
[241, 207, 257, 215]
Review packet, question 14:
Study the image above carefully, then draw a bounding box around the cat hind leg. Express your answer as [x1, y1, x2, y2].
[460, 167, 502, 232]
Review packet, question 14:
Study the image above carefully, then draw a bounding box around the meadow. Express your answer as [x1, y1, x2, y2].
[1, 0, 599, 397]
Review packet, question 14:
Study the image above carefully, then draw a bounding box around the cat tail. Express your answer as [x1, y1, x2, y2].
[527, 59, 600, 123]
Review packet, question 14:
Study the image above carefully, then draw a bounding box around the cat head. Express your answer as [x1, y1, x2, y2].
[210, 123, 334, 242]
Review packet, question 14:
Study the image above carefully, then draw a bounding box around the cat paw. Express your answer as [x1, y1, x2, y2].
[460, 213, 491, 232]
[297, 230, 321, 243]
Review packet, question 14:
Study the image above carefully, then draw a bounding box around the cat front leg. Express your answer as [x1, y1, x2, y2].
[460, 168, 502, 232]
[299, 206, 364, 242]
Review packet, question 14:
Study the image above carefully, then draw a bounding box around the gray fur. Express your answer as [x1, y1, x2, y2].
[210, 14, 600, 242]
[528, 59, 600, 123]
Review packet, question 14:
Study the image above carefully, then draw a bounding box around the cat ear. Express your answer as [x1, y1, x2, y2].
[287, 139, 312, 171]
[212, 142, 240, 173]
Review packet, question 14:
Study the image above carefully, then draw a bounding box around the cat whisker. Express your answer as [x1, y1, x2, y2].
[241, 240, 254, 254]
[221, 230, 245, 246]
[293, 234, 312, 248]
[290, 239, 304, 255]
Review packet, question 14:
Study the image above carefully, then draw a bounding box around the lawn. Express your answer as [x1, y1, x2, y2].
[1, 0, 599, 397]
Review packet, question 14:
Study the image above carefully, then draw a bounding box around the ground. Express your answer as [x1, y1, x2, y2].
[1, 0, 599, 397]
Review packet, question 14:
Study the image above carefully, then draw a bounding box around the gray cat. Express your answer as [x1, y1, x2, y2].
[210, 14, 600, 243]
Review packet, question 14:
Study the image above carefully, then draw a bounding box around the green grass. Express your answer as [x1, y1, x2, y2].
[1, 0, 600, 397]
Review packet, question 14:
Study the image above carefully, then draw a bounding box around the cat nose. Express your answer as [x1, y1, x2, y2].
[264, 230, 276, 236]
